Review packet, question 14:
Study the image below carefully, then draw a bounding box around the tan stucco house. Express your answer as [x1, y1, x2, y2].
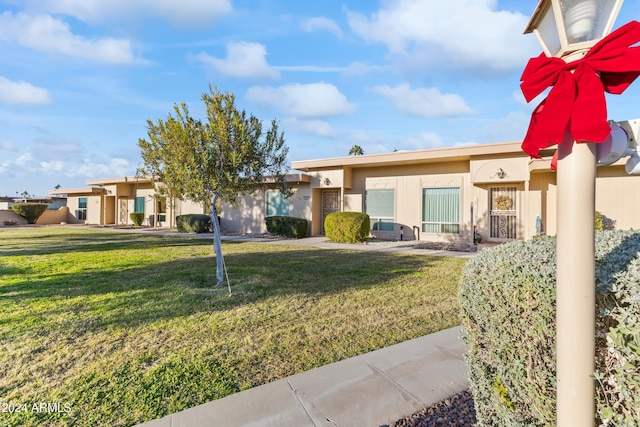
[45, 141, 640, 242]
[291, 141, 640, 244]
[48, 174, 312, 234]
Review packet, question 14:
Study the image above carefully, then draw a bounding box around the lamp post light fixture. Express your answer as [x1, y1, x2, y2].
[525, 0, 623, 58]
[524, 1, 624, 426]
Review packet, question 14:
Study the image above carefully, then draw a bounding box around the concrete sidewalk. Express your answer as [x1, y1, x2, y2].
[218, 234, 477, 259]
[137, 327, 468, 427]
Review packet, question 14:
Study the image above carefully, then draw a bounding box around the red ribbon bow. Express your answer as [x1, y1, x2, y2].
[520, 21, 640, 166]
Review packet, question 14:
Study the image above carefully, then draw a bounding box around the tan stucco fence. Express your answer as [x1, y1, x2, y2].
[0, 207, 72, 226]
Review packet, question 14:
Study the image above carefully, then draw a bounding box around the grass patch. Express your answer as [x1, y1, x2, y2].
[0, 227, 467, 426]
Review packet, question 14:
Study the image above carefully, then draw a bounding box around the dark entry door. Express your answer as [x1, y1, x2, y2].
[321, 190, 340, 233]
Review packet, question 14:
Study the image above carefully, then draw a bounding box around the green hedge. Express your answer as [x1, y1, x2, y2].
[176, 214, 212, 234]
[11, 203, 48, 224]
[324, 212, 370, 243]
[459, 231, 640, 426]
[265, 216, 307, 238]
[129, 212, 145, 226]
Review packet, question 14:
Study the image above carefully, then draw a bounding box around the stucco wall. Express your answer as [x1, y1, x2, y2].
[37, 207, 71, 224]
[0, 210, 27, 225]
[65, 195, 102, 224]
[220, 183, 312, 234]
[0, 207, 71, 225]
[596, 166, 640, 231]
[345, 161, 472, 242]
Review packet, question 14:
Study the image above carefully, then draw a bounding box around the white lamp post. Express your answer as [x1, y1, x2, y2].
[524, 1, 624, 426]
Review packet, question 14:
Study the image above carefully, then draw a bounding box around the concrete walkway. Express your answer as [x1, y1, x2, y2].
[137, 327, 468, 427]
[223, 235, 477, 259]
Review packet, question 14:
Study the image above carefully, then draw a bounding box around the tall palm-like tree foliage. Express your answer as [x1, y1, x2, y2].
[349, 145, 364, 156]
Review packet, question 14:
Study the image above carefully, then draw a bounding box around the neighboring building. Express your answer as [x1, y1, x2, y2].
[0, 196, 67, 210]
[49, 174, 312, 234]
[0, 196, 69, 225]
[291, 141, 640, 244]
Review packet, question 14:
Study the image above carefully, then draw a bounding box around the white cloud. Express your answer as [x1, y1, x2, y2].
[23, 0, 232, 27]
[401, 131, 445, 150]
[342, 61, 387, 77]
[301, 17, 344, 38]
[371, 83, 473, 118]
[281, 118, 336, 137]
[477, 111, 531, 142]
[0, 12, 136, 65]
[246, 82, 356, 117]
[40, 160, 65, 173]
[275, 65, 345, 73]
[0, 76, 51, 105]
[195, 42, 280, 81]
[76, 158, 131, 178]
[0, 140, 17, 151]
[346, 0, 539, 72]
[15, 152, 35, 168]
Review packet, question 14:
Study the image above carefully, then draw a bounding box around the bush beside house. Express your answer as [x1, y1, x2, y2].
[11, 203, 48, 224]
[129, 212, 145, 226]
[265, 216, 307, 238]
[176, 214, 212, 234]
[459, 231, 640, 426]
[324, 212, 370, 243]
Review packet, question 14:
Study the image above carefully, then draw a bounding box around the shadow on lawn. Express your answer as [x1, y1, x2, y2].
[1, 242, 456, 332]
[0, 230, 212, 257]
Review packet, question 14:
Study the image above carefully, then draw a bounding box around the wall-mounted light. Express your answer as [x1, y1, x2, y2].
[323, 177, 331, 186]
[496, 168, 507, 179]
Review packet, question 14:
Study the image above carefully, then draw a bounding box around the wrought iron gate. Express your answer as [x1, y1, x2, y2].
[489, 187, 517, 240]
[321, 190, 340, 233]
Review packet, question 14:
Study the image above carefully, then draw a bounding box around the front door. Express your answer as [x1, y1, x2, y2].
[489, 187, 518, 241]
[321, 190, 340, 233]
[119, 199, 128, 225]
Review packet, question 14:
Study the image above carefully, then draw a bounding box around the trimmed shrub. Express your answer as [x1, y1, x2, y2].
[459, 231, 640, 426]
[176, 214, 212, 234]
[265, 216, 307, 238]
[11, 203, 48, 224]
[595, 210, 604, 231]
[129, 212, 145, 226]
[324, 212, 370, 243]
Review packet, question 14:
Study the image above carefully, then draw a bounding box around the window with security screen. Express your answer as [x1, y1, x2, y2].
[422, 187, 461, 234]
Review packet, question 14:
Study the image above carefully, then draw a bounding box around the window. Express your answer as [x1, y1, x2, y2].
[266, 190, 289, 216]
[157, 198, 167, 223]
[134, 197, 145, 213]
[365, 189, 394, 231]
[422, 188, 461, 234]
[77, 197, 87, 221]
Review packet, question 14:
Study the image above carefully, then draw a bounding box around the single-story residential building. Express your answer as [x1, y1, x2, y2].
[291, 141, 640, 244]
[48, 174, 312, 234]
[0, 196, 66, 210]
[0, 196, 70, 225]
[47, 140, 640, 243]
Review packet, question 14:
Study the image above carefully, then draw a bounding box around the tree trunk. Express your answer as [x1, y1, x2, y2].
[211, 195, 224, 286]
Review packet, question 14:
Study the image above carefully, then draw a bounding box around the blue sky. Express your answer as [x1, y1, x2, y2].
[1, 0, 639, 197]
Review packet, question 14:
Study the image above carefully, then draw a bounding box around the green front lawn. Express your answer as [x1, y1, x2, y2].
[0, 227, 467, 426]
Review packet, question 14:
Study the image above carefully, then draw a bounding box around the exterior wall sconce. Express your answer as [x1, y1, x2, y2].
[496, 168, 507, 179]
[323, 177, 331, 186]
